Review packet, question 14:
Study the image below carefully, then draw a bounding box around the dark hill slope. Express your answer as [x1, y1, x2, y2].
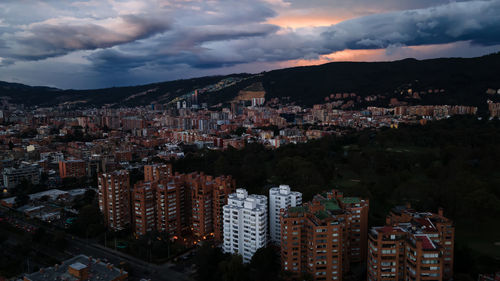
[1, 53, 500, 108]
[263, 53, 500, 107]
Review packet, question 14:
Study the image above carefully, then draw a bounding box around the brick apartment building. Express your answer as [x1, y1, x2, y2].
[130, 164, 235, 241]
[186, 172, 236, 240]
[59, 159, 86, 178]
[337, 194, 370, 263]
[367, 204, 455, 281]
[280, 190, 369, 281]
[98, 170, 131, 231]
[132, 181, 156, 236]
[144, 164, 172, 182]
[155, 174, 188, 237]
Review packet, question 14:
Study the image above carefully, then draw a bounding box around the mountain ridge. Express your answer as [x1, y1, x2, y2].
[1, 52, 500, 109]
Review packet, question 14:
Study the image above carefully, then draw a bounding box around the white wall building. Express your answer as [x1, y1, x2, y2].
[3, 163, 41, 189]
[269, 185, 302, 245]
[222, 188, 268, 262]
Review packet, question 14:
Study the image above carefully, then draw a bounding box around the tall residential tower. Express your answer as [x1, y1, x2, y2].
[223, 189, 268, 262]
[269, 185, 302, 245]
[98, 170, 131, 231]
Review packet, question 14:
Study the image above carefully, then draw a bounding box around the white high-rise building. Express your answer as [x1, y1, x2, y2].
[269, 185, 302, 245]
[222, 188, 268, 262]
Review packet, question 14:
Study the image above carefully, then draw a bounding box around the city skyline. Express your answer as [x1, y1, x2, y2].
[1, 0, 500, 89]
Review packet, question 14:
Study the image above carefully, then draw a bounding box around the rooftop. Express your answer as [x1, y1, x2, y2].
[23, 254, 127, 281]
[321, 199, 341, 211]
[414, 234, 437, 250]
[69, 262, 87, 270]
[315, 210, 330, 220]
[288, 206, 306, 213]
[340, 197, 361, 204]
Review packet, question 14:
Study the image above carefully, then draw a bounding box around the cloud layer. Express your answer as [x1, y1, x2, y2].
[0, 0, 499, 88]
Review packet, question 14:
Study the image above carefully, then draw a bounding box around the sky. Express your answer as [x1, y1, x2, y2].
[0, 0, 500, 89]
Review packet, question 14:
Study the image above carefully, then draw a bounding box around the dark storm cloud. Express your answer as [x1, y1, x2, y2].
[84, 0, 500, 73]
[234, 0, 500, 64]
[1, 0, 500, 89]
[321, 0, 500, 51]
[4, 14, 171, 61]
[86, 23, 280, 71]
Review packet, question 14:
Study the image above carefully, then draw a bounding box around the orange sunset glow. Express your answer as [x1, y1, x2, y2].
[0, 0, 499, 88]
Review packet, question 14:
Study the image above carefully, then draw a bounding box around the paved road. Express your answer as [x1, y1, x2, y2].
[1, 207, 193, 281]
[67, 237, 192, 281]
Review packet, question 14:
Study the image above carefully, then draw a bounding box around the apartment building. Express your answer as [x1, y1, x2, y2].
[132, 181, 156, 236]
[3, 163, 41, 189]
[338, 194, 370, 262]
[187, 172, 235, 240]
[212, 175, 236, 241]
[223, 188, 268, 262]
[367, 205, 454, 281]
[391, 205, 454, 280]
[144, 163, 172, 182]
[107, 163, 235, 240]
[280, 190, 369, 281]
[269, 185, 302, 245]
[98, 170, 131, 231]
[59, 159, 86, 178]
[155, 175, 187, 237]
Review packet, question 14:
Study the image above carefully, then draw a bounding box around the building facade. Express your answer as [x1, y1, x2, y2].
[280, 190, 369, 281]
[211, 175, 236, 241]
[98, 170, 131, 231]
[338, 194, 370, 263]
[132, 181, 156, 236]
[155, 175, 187, 237]
[223, 188, 268, 262]
[144, 164, 172, 182]
[3, 163, 41, 189]
[367, 205, 455, 281]
[59, 159, 86, 178]
[269, 184, 302, 245]
[187, 172, 235, 240]
[100, 163, 235, 240]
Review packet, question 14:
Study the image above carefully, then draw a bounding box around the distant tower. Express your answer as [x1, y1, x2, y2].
[193, 90, 199, 105]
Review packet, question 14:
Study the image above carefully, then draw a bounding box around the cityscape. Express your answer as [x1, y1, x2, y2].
[0, 1, 500, 281]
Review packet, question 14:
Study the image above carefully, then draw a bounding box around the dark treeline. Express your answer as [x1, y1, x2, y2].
[194, 243, 283, 281]
[175, 116, 500, 278]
